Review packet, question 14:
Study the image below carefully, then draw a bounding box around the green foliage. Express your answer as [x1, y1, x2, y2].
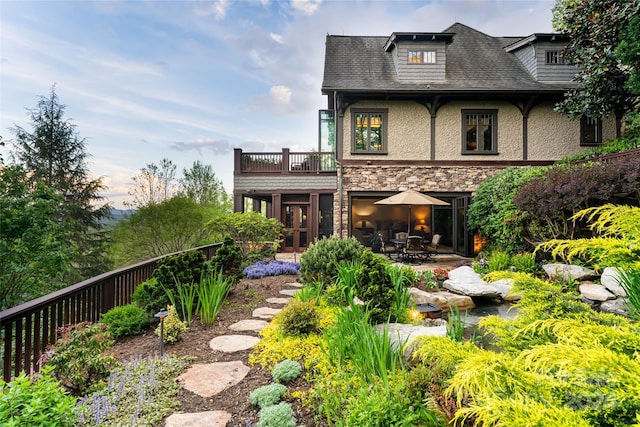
[209, 236, 243, 281]
[100, 304, 149, 339]
[164, 280, 197, 325]
[196, 269, 233, 324]
[467, 167, 544, 253]
[324, 261, 359, 307]
[178, 160, 232, 209]
[386, 263, 413, 323]
[293, 279, 324, 303]
[0, 165, 72, 310]
[249, 383, 287, 409]
[279, 299, 321, 336]
[616, 268, 640, 320]
[155, 305, 187, 344]
[208, 211, 284, 258]
[511, 253, 538, 274]
[486, 251, 512, 272]
[76, 355, 191, 426]
[555, 136, 640, 165]
[323, 302, 404, 388]
[271, 359, 302, 383]
[131, 277, 165, 317]
[552, 0, 640, 120]
[354, 251, 395, 323]
[40, 322, 117, 396]
[148, 250, 206, 313]
[535, 204, 640, 271]
[10, 85, 111, 283]
[256, 402, 297, 427]
[617, 13, 640, 95]
[514, 160, 640, 242]
[0, 367, 77, 427]
[446, 303, 466, 342]
[110, 196, 215, 267]
[298, 235, 365, 284]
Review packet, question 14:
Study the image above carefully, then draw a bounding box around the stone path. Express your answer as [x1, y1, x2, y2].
[164, 285, 294, 426]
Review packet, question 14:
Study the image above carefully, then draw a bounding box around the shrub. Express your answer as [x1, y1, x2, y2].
[197, 269, 233, 324]
[39, 322, 117, 396]
[0, 367, 77, 427]
[511, 252, 538, 274]
[76, 355, 191, 426]
[207, 211, 285, 258]
[131, 277, 166, 317]
[249, 383, 288, 409]
[279, 299, 321, 336]
[209, 236, 243, 281]
[432, 267, 450, 283]
[156, 305, 187, 344]
[487, 251, 512, 272]
[256, 402, 297, 427]
[353, 251, 395, 323]
[243, 260, 300, 279]
[154, 250, 206, 289]
[299, 236, 364, 284]
[100, 304, 148, 339]
[271, 359, 302, 383]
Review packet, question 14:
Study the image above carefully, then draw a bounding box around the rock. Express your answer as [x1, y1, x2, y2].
[228, 319, 269, 332]
[178, 361, 250, 397]
[489, 278, 521, 302]
[286, 282, 303, 288]
[165, 411, 232, 427]
[600, 267, 627, 297]
[409, 287, 475, 311]
[579, 283, 616, 302]
[443, 266, 500, 298]
[252, 307, 282, 319]
[279, 289, 299, 296]
[600, 298, 630, 317]
[266, 297, 292, 304]
[209, 335, 261, 352]
[376, 322, 447, 359]
[542, 264, 596, 281]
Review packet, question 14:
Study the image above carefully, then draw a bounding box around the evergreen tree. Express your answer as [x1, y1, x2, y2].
[11, 86, 111, 282]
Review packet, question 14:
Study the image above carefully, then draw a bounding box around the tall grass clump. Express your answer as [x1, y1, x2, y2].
[323, 302, 404, 388]
[197, 269, 233, 323]
[616, 268, 640, 320]
[163, 280, 197, 326]
[324, 261, 359, 307]
[487, 251, 512, 272]
[386, 263, 413, 323]
[511, 252, 538, 274]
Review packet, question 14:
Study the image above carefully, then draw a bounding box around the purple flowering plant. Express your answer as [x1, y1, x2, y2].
[243, 260, 300, 279]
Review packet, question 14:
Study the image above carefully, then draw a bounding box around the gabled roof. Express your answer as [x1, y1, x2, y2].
[322, 22, 576, 94]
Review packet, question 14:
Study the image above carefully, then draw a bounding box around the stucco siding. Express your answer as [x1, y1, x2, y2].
[435, 102, 523, 160]
[343, 101, 430, 160]
[528, 103, 581, 160]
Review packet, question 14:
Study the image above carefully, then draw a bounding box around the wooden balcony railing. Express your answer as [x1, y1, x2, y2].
[234, 148, 336, 174]
[0, 243, 220, 382]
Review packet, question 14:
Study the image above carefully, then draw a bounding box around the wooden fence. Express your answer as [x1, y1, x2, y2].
[0, 243, 220, 382]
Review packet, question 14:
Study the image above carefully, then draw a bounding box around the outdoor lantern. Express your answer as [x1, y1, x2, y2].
[155, 309, 169, 356]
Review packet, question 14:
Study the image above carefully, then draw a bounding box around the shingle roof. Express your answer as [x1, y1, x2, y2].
[322, 22, 575, 94]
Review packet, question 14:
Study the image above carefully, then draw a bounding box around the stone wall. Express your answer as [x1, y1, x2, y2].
[333, 164, 510, 237]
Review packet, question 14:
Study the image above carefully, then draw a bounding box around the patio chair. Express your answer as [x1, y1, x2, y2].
[422, 234, 441, 260]
[402, 235, 425, 263]
[381, 238, 399, 260]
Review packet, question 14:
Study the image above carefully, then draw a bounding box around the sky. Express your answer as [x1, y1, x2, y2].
[1, 0, 556, 209]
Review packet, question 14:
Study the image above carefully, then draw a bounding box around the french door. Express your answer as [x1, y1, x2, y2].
[282, 204, 309, 253]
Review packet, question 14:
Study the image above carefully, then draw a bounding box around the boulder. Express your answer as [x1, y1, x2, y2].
[543, 264, 596, 281]
[443, 266, 500, 298]
[375, 322, 447, 361]
[600, 267, 627, 297]
[600, 298, 630, 317]
[579, 283, 616, 302]
[489, 278, 521, 302]
[409, 287, 475, 311]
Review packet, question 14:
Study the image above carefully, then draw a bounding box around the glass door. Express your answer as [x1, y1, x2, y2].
[453, 196, 473, 257]
[282, 204, 309, 253]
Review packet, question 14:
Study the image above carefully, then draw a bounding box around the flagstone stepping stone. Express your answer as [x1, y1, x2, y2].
[229, 319, 269, 332]
[279, 289, 299, 296]
[209, 335, 261, 353]
[266, 297, 292, 304]
[253, 306, 282, 319]
[286, 282, 303, 288]
[165, 410, 232, 427]
[178, 361, 250, 397]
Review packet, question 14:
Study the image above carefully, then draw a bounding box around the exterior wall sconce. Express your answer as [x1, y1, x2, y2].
[155, 309, 169, 356]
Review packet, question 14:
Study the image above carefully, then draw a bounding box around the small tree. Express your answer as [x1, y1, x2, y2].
[207, 212, 284, 258]
[126, 158, 177, 208]
[179, 160, 231, 209]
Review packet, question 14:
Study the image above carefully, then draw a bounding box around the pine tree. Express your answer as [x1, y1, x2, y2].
[11, 85, 112, 282]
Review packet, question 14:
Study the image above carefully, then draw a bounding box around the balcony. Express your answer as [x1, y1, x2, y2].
[234, 148, 336, 174]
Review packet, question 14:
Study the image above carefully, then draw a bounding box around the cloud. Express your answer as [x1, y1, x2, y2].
[291, 0, 321, 16]
[270, 85, 292, 107]
[169, 138, 233, 155]
[270, 32, 283, 44]
[197, 0, 230, 19]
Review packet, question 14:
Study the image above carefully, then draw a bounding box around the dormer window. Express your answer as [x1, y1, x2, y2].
[545, 50, 565, 64]
[408, 50, 436, 64]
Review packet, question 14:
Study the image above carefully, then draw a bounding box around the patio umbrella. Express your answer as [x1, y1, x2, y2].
[374, 189, 449, 234]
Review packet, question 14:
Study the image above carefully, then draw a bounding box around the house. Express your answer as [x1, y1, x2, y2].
[234, 22, 617, 255]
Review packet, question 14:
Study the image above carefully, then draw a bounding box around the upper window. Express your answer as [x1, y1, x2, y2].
[462, 110, 498, 154]
[581, 116, 602, 145]
[352, 110, 387, 153]
[408, 50, 436, 64]
[545, 50, 565, 64]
